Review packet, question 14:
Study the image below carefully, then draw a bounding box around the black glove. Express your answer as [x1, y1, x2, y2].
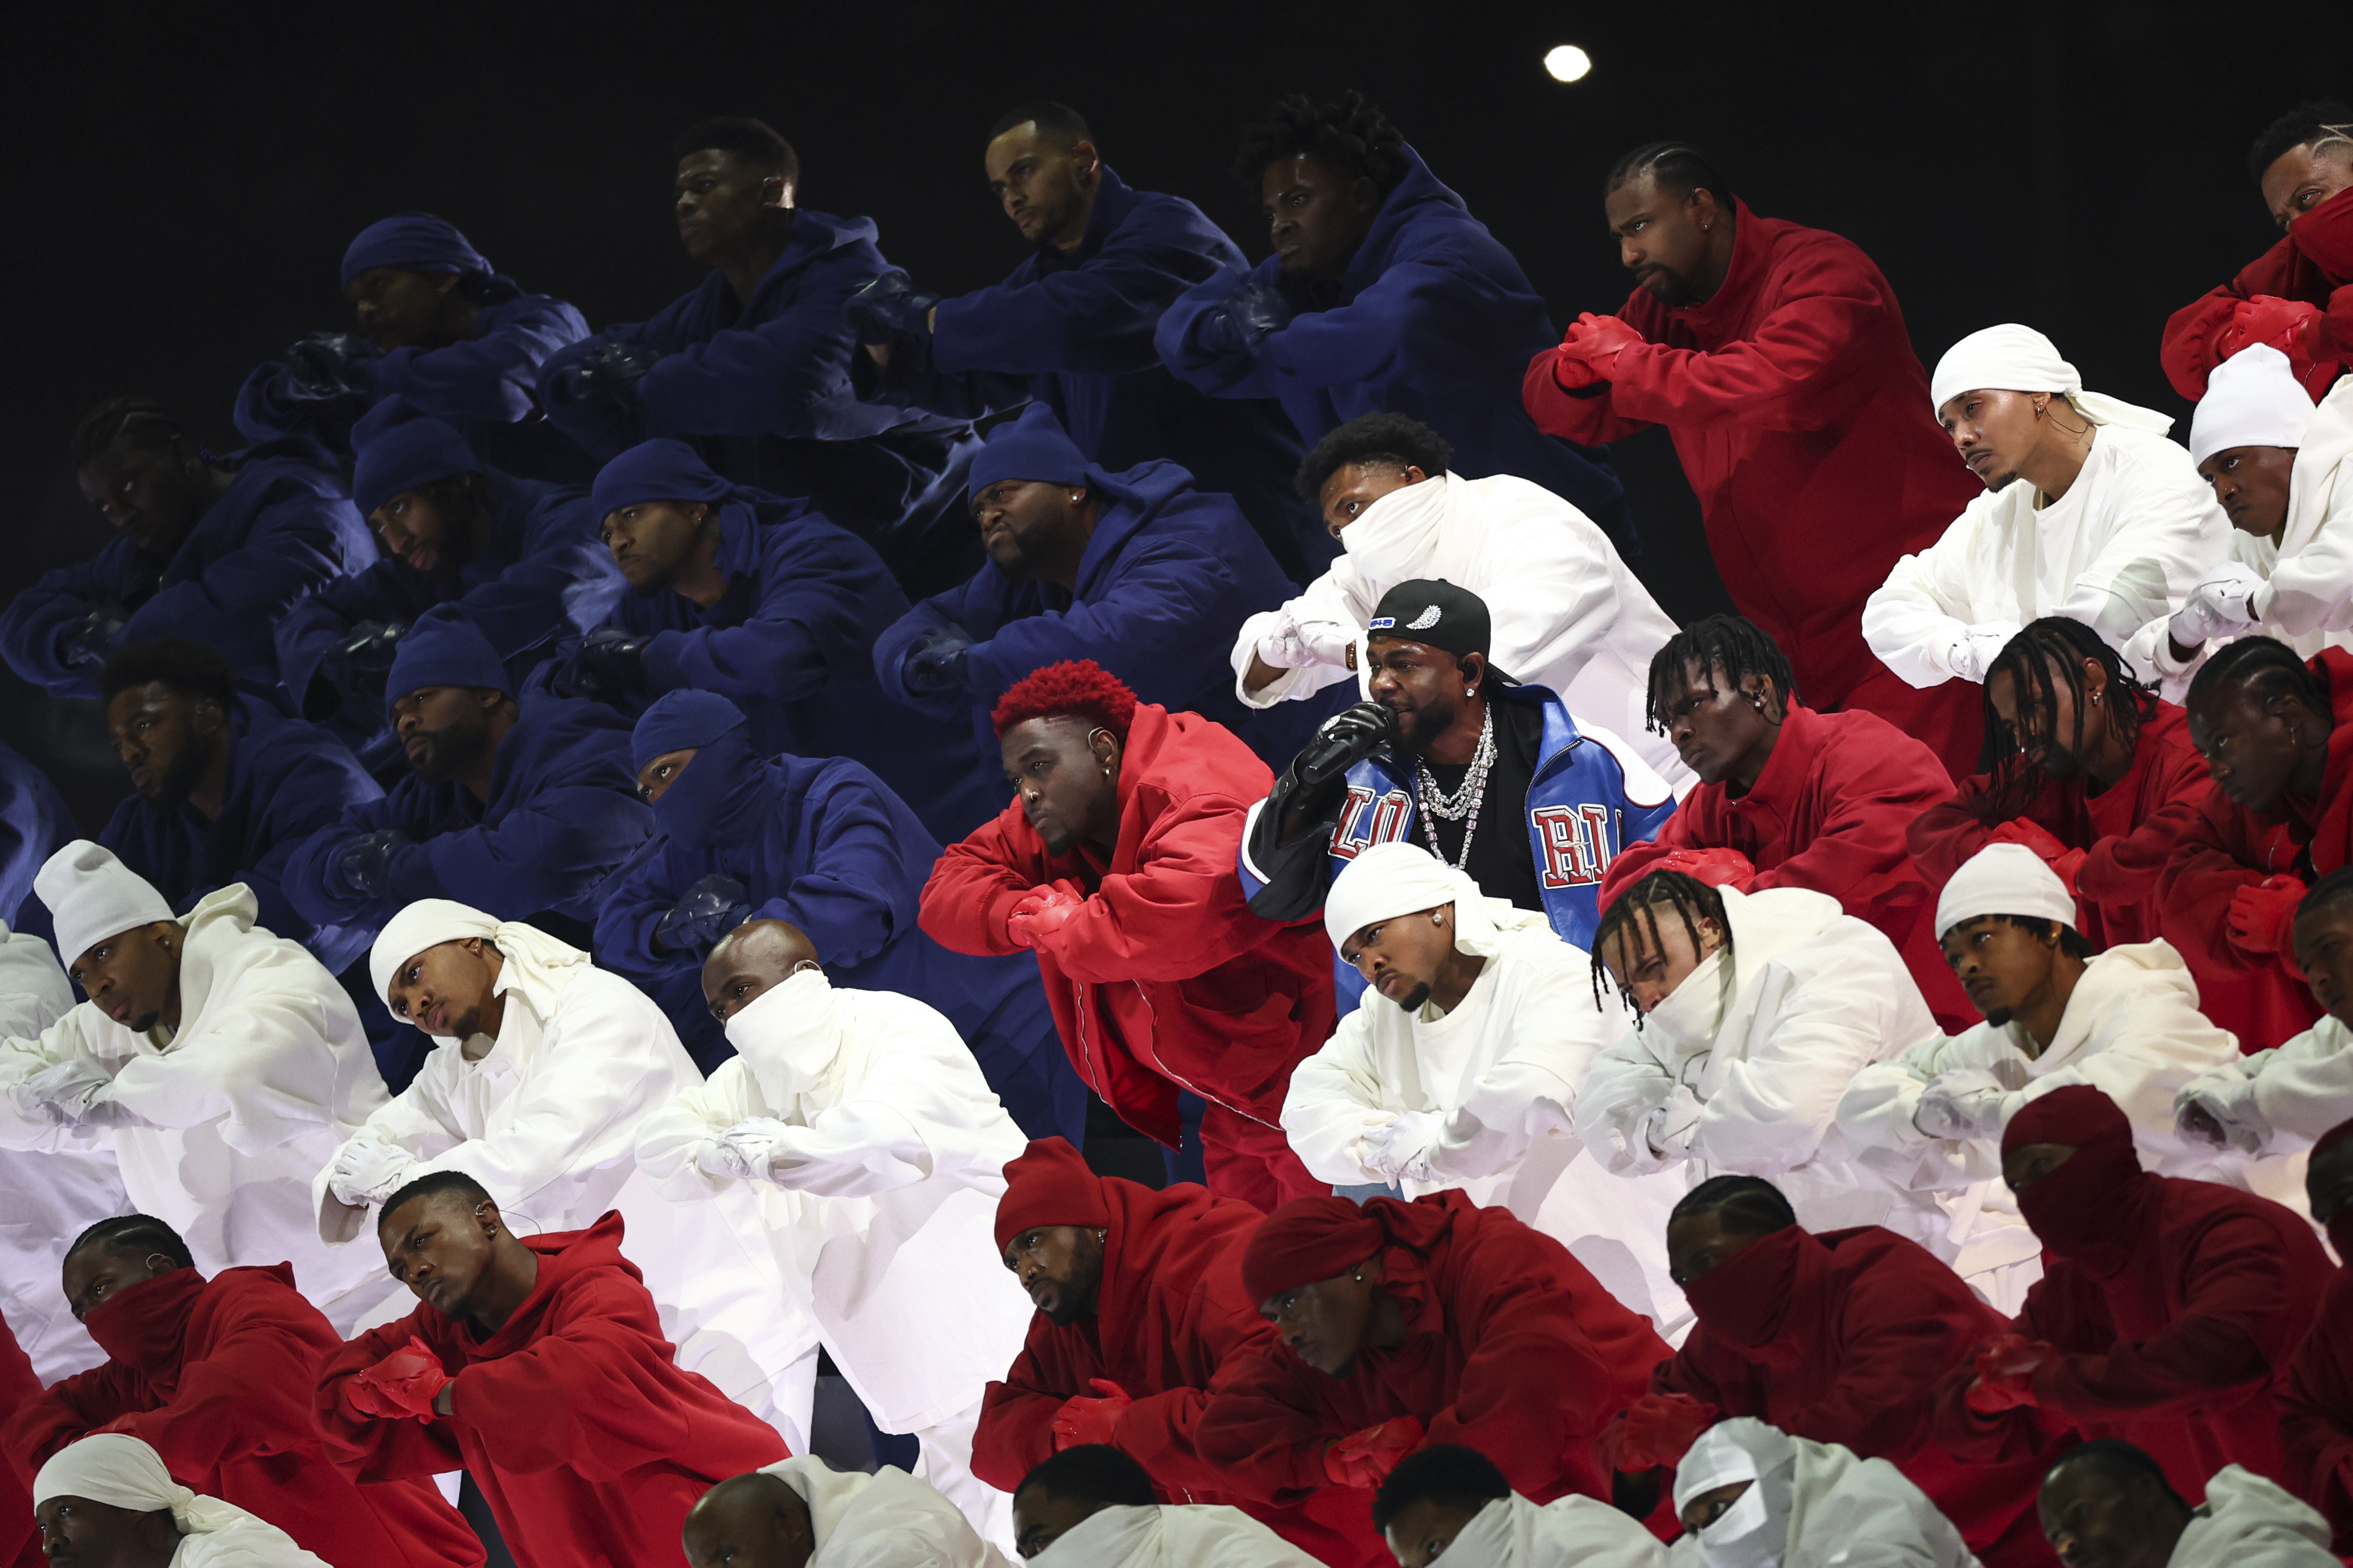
[335, 829, 413, 899]
[654, 874, 754, 956]
[552, 339, 660, 410]
[1193, 277, 1294, 359]
[60, 601, 129, 669]
[320, 620, 407, 717]
[1292, 700, 1397, 789]
[846, 272, 942, 347]
[566, 628, 652, 703]
[277, 333, 380, 402]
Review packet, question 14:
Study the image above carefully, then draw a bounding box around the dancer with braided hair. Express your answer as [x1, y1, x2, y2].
[1156, 92, 1629, 547]
[919, 659, 1334, 1209]
[1603, 614, 1968, 1027]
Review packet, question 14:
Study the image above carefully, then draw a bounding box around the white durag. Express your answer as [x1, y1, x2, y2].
[1929, 324, 2175, 434]
[367, 898, 591, 1017]
[1323, 840, 1546, 956]
[1674, 1418, 1800, 1568]
[33, 1433, 244, 1531]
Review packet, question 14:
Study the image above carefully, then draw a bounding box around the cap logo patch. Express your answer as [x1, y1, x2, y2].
[1408, 605, 1442, 630]
[1369, 616, 1397, 631]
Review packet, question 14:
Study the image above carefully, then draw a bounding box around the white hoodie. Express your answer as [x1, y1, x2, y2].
[757, 1456, 1012, 1568]
[1863, 424, 2229, 685]
[1574, 886, 1957, 1252]
[1030, 1504, 1322, 1568]
[1667, 1430, 1980, 1568]
[2169, 1466, 2340, 1568]
[2177, 1011, 2353, 1158]
[1228, 469, 1688, 784]
[1435, 1491, 1670, 1568]
[0, 886, 390, 1329]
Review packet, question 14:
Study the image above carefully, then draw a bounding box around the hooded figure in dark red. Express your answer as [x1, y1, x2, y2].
[3, 1250, 481, 1568]
[1520, 160, 1984, 774]
[1197, 1191, 1665, 1567]
[920, 661, 1335, 1209]
[2278, 1116, 2353, 1551]
[1637, 1182, 2051, 1568]
[0, 1321, 45, 1568]
[2160, 179, 2351, 400]
[1931, 1085, 2329, 1501]
[314, 1208, 786, 1568]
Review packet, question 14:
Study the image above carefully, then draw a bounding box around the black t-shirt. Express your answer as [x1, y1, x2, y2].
[1414, 698, 1545, 914]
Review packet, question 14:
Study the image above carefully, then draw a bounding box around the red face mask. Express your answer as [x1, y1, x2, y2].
[2006, 1086, 2150, 1277]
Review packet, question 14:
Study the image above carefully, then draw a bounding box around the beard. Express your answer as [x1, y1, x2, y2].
[2036, 744, 2085, 782]
[1638, 264, 1701, 308]
[1392, 980, 1432, 1012]
[406, 723, 485, 786]
[154, 732, 216, 803]
[1390, 693, 1462, 758]
[1982, 1005, 2015, 1029]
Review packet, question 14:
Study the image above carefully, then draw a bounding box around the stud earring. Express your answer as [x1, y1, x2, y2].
[1431, 911, 1444, 924]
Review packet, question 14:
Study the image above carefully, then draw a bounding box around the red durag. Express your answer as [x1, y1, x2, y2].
[1239, 1195, 1400, 1304]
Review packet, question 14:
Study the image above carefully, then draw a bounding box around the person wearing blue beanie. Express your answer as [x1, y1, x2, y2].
[534, 117, 979, 597]
[547, 439, 1003, 843]
[233, 212, 591, 482]
[873, 404, 1324, 771]
[282, 606, 650, 945]
[598, 690, 1081, 1129]
[272, 400, 618, 742]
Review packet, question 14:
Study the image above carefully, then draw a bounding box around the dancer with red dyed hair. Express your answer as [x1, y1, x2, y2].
[920, 659, 1335, 1208]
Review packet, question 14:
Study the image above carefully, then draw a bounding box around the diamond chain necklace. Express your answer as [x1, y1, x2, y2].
[1414, 705, 1495, 871]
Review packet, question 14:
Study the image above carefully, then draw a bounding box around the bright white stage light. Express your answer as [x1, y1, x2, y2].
[1544, 45, 1593, 83]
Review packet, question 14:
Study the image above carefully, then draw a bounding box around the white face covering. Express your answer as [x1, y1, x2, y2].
[1676, 1420, 1799, 1568]
[1637, 945, 1728, 1052]
[1341, 473, 1450, 585]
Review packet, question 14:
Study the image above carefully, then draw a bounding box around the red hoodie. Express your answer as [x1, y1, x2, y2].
[2158, 647, 2353, 1042]
[1522, 202, 1984, 773]
[2280, 1261, 2353, 1553]
[1660, 1226, 2052, 1568]
[920, 702, 1334, 1144]
[0, 1324, 43, 1568]
[1914, 700, 2308, 1046]
[312, 1213, 786, 1568]
[1604, 702, 1971, 1027]
[2160, 184, 2353, 400]
[2, 1265, 480, 1568]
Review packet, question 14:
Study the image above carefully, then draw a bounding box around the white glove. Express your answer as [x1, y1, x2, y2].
[1643, 1086, 1705, 1159]
[1255, 616, 1353, 671]
[2167, 571, 2265, 649]
[2173, 1078, 2271, 1155]
[1913, 1068, 2011, 1141]
[1949, 622, 2025, 684]
[1364, 1110, 1446, 1181]
[712, 1116, 798, 1182]
[327, 1138, 413, 1207]
[10, 1058, 117, 1125]
[694, 1137, 756, 1182]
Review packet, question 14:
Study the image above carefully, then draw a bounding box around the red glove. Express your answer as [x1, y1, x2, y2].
[2218, 296, 2340, 399]
[1005, 882, 1085, 950]
[1658, 848, 1755, 890]
[2228, 874, 2308, 956]
[1558, 312, 1644, 379]
[1598, 1392, 1719, 1472]
[1049, 1378, 1133, 1450]
[1964, 1333, 2056, 1414]
[353, 1335, 451, 1422]
[1324, 1416, 1425, 1489]
[1548, 346, 1602, 391]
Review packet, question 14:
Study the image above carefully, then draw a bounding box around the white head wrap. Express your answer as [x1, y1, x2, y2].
[1934, 843, 2078, 939]
[1323, 841, 1534, 958]
[1674, 1418, 1799, 1568]
[34, 840, 176, 970]
[2190, 344, 2319, 466]
[1929, 324, 2175, 434]
[368, 899, 591, 1017]
[33, 1433, 247, 1534]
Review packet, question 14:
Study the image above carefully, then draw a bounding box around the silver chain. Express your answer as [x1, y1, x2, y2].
[1414, 705, 1495, 870]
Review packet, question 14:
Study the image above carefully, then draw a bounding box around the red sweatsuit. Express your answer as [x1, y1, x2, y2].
[1603, 701, 1971, 1027]
[0, 1321, 42, 1568]
[920, 704, 1335, 1210]
[1196, 1192, 1664, 1558]
[2280, 1260, 2353, 1553]
[3, 1265, 480, 1568]
[2158, 648, 2353, 1046]
[1914, 701, 2303, 1046]
[1521, 201, 1985, 774]
[312, 1214, 786, 1568]
[2160, 184, 2353, 400]
[1659, 1226, 2051, 1568]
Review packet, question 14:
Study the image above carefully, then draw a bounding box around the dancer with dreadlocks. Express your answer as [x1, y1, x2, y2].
[1602, 615, 1968, 1027]
[1574, 870, 1956, 1250]
[2162, 635, 2353, 1041]
[1908, 616, 2293, 1041]
[1155, 92, 1631, 546]
[0, 396, 372, 705]
[920, 659, 1335, 1209]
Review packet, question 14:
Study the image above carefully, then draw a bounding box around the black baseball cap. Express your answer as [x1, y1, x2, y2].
[1366, 579, 1518, 683]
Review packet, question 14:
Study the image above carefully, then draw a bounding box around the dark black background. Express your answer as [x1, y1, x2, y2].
[6, 0, 2347, 822]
